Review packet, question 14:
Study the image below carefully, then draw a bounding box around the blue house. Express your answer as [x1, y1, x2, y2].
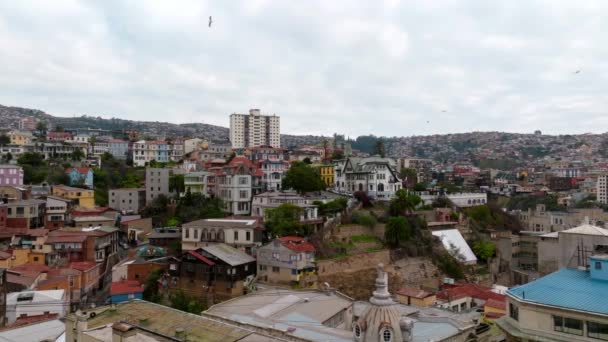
[110, 280, 144, 304]
[65, 167, 94, 188]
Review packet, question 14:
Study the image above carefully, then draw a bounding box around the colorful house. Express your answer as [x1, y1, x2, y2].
[110, 280, 144, 304]
[314, 164, 334, 188]
[51, 185, 95, 208]
[65, 168, 94, 188]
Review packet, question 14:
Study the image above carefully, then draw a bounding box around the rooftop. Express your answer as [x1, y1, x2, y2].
[205, 288, 353, 342]
[182, 218, 260, 228]
[396, 288, 434, 299]
[0, 319, 64, 342]
[507, 268, 608, 316]
[73, 215, 114, 222]
[7, 289, 65, 304]
[201, 244, 255, 266]
[431, 229, 477, 264]
[79, 300, 272, 341]
[110, 280, 144, 295]
[560, 223, 608, 236]
[277, 236, 316, 252]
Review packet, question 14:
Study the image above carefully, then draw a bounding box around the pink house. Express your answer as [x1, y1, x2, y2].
[0, 165, 23, 186]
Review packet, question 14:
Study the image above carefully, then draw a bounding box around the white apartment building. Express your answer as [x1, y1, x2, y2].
[216, 157, 263, 215]
[181, 218, 263, 254]
[597, 175, 608, 204]
[132, 140, 184, 167]
[229, 109, 280, 149]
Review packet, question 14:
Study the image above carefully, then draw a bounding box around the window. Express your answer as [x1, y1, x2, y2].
[588, 321, 608, 340]
[185, 229, 190, 239]
[382, 329, 392, 342]
[290, 255, 297, 261]
[291, 269, 297, 275]
[234, 231, 239, 241]
[509, 303, 519, 321]
[246, 231, 251, 241]
[239, 190, 248, 199]
[272, 266, 280, 273]
[554, 315, 583, 336]
[239, 177, 248, 185]
[194, 229, 198, 240]
[354, 324, 361, 338]
[272, 252, 280, 260]
[596, 261, 603, 270]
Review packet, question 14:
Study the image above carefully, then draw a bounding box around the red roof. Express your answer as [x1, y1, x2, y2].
[187, 250, 215, 266]
[228, 156, 254, 168]
[111, 280, 144, 295]
[2, 313, 60, 329]
[437, 283, 505, 302]
[69, 261, 98, 271]
[484, 298, 506, 310]
[46, 234, 87, 244]
[71, 207, 113, 217]
[396, 288, 434, 299]
[278, 237, 316, 252]
[10, 263, 50, 273]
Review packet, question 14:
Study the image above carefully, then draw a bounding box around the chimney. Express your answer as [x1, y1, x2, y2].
[112, 322, 137, 342]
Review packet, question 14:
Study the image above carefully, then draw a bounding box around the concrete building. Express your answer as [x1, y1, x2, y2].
[0, 165, 23, 186]
[229, 108, 280, 149]
[145, 167, 183, 204]
[497, 256, 608, 341]
[333, 156, 403, 200]
[517, 204, 608, 233]
[215, 157, 263, 215]
[183, 171, 207, 196]
[6, 290, 67, 324]
[205, 287, 354, 342]
[181, 218, 263, 254]
[45, 196, 73, 230]
[256, 237, 316, 286]
[5, 199, 46, 229]
[598, 174, 608, 204]
[250, 146, 288, 191]
[51, 185, 95, 208]
[106, 139, 129, 160]
[108, 188, 145, 214]
[395, 288, 436, 307]
[65, 167, 93, 188]
[65, 300, 278, 342]
[251, 191, 322, 226]
[396, 158, 433, 183]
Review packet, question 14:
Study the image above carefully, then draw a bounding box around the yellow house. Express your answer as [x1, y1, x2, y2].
[52, 185, 95, 208]
[0, 249, 30, 268]
[395, 288, 436, 307]
[314, 164, 334, 188]
[8, 130, 33, 146]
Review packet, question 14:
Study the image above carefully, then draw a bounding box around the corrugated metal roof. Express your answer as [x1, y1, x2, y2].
[202, 243, 255, 266]
[560, 224, 608, 236]
[508, 268, 608, 315]
[431, 229, 477, 264]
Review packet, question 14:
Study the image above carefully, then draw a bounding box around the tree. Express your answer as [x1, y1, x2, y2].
[389, 189, 422, 216]
[35, 121, 47, 133]
[384, 216, 411, 247]
[282, 161, 325, 194]
[353, 191, 372, 207]
[351, 211, 377, 228]
[472, 240, 495, 263]
[71, 148, 85, 161]
[169, 174, 185, 195]
[0, 135, 10, 145]
[54, 126, 65, 132]
[413, 183, 426, 191]
[374, 139, 386, 157]
[2, 152, 12, 163]
[330, 150, 344, 160]
[17, 152, 45, 167]
[143, 269, 163, 303]
[265, 203, 308, 237]
[302, 157, 312, 164]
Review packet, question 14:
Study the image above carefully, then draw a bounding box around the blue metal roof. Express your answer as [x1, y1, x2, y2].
[508, 268, 608, 316]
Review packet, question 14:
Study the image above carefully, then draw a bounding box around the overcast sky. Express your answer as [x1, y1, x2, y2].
[1, 1, 607, 137]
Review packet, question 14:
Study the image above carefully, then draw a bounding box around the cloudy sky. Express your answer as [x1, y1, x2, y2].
[1, 1, 607, 137]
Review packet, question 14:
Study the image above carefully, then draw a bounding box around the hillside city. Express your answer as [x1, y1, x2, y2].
[0, 105, 606, 342]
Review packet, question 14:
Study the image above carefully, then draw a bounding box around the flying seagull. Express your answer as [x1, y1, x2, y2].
[442, 110, 447, 112]
[574, 70, 580, 74]
[209, 16, 213, 28]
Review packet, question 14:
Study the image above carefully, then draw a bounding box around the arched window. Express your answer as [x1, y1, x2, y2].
[217, 230, 225, 241]
[378, 183, 385, 192]
[382, 329, 392, 342]
[194, 229, 198, 240]
[210, 229, 216, 241]
[358, 184, 363, 192]
[201, 229, 207, 241]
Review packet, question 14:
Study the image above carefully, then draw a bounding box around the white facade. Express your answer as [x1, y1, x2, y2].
[6, 290, 67, 324]
[251, 191, 320, 224]
[181, 218, 262, 253]
[333, 156, 402, 200]
[419, 193, 487, 207]
[597, 175, 608, 204]
[229, 109, 280, 149]
[217, 173, 255, 215]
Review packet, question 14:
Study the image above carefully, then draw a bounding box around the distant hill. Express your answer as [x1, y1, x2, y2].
[2, 104, 607, 164]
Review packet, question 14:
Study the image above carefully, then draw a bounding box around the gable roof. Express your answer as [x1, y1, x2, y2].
[560, 224, 608, 236]
[277, 237, 316, 252]
[186, 250, 215, 266]
[65, 167, 91, 174]
[396, 288, 434, 299]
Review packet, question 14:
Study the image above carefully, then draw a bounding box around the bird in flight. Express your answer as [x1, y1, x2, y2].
[574, 70, 580, 74]
[209, 16, 213, 28]
[442, 110, 447, 112]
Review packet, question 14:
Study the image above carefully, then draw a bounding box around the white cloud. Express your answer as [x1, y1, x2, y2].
[0, 1, 607, 137]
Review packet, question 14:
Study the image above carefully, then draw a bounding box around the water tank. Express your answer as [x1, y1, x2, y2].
[249, 109, 261, 115]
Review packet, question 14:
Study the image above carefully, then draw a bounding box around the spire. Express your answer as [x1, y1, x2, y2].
[370, 263, 394, 306]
